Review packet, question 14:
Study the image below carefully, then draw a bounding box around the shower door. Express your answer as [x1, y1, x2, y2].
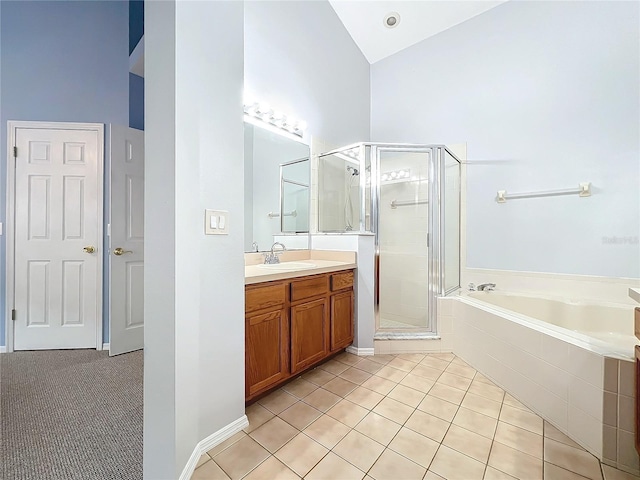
[374, 147, 436, 332]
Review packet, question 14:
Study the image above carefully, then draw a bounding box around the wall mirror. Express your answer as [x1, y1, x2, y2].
[244, 122, 310, 252]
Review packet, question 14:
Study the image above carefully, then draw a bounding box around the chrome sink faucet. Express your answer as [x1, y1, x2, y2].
[477, 283, 496, 292]
[263, 242, 286, 264]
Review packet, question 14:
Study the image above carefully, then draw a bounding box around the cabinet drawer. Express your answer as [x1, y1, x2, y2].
[246, 282, 286, 313]
[331, 270, 354, 292]
[291, 275, 328, 302]
[635, 308, 640, 341]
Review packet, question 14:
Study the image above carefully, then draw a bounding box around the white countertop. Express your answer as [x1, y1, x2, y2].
[245, 259, 356, 285]
[630, 288, 640, 304]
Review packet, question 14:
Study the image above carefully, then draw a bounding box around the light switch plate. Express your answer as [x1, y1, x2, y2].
[205, 210, 229, 235]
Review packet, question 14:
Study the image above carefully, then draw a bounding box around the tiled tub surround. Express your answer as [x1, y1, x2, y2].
[453, 293, 640, 474]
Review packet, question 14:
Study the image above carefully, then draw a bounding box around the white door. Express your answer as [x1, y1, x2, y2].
[109, 125, 144, 356]
[12, 125, 103, 350]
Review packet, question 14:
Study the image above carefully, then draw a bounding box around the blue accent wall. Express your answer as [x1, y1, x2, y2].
[129, 73, 145, 130]
[0, 0, 129, 347]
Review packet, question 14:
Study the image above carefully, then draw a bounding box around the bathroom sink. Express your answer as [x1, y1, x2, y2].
[256, 262, 317, 271]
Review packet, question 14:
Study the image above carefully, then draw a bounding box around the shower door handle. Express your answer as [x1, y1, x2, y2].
[426, 233, 429, 248]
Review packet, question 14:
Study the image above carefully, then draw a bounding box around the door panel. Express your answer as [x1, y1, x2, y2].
[290, 298, 328, 373]
[109, 125, 145, 356]
[14, 126, 101, 350]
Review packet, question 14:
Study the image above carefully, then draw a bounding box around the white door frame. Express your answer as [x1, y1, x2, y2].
[5, 121, 105, 353]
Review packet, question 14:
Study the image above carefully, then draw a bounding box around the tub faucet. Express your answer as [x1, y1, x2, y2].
[263, 242, 286, 264]
[477, 283, 496, 292]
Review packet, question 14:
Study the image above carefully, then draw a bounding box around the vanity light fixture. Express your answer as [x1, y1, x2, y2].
[380, 168, 411, 183]
[243, 101, 307, 138]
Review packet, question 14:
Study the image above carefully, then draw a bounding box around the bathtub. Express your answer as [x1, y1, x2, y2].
[452, 291, 639, 474]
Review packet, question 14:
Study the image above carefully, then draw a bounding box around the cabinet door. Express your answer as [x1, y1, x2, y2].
[331, 291, 354, 351]
[246, 309, 289, 397]
[291, 298, 328, 374]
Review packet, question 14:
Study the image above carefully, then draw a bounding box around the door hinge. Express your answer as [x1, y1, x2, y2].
[11, 309, 16, 321]
[13, 146, 17, 157]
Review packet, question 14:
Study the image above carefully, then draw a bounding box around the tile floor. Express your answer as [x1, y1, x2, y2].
[192, 352, 639, 480]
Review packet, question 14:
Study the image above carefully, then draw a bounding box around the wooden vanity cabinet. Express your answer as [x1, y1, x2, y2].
[245, 269, 355, 402]
[245, 282, 289, 398]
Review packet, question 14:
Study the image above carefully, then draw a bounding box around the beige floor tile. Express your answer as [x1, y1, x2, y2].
[398, 353, 426, 364]
[335, 352, 364, 367]
[425, 471, 447, 480]
[438, 371, 473, 391]
[368, 354, 396, 365]
[431, 352, 456, 362]
[323, 376, 358, 397]
[305, 452, 365, 480]
[196, 454, 210, 468]
[274, 432, 328, 477]
[499, 403, 543, 434]
[192, 459, 231, 480]
[387, 384, 426, 408]
[355, 359, 384, 374]
[545, 462, 592, 480]
[303, 414, 351, 449]
[372, 397, 415, 424]
[429, 383, 466, 405]
[206, 431, 247, 457]
[302, 368, 336, 386]
[453, 407, 498, 439]
[388, 427, 439, 468]
[443, 423, 493, 463]
[602, 464, 640, 480]
[249, 416, 298, 453]
[503, 393, 532, 412]
[361, 375, 396, 395]
[278, 401, 322, 430]
[474, 372, 496, 386]
[213, 436, 270, 480]
[243, 457, 299, 479]
[244, 403, 275, 433]
[468, 380, 505, 403]
[375, 365, 409, 383]
[282, 377, 318, 399]
[369, 448, 426, 480]
[489, 441, 543, 480]
[494, 421, 543, 458]
[545, 422, 585, 450]
[483, 466, 517, 479]
[258, 389, 298, 415]
[417, 394, 459, 422]
[452, 357, 472, 367]
[345, 386, 385, 410]
[544, 438, 603, 480]
[400, 374, 436, 393]
[446, 362, 477, 379]
[355, 412, 403, 446]
[303, 387, 342, 412]
[333, 430, 386, 472]
[411, 364, 444, 381]
[326, 399, 369, 427]
[340, 367, 373, 385]
[404, 410, 450, 442]
[461, 392, 502, 419]
[430, 444, 486, 480]
[319, 359, 350, 375]
[387, 357, 419, 372]
[420, 356, 451, 371]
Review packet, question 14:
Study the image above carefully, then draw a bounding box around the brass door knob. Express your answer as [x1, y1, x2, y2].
[113, 247, 133, 256]
[83, 246, 96, 254]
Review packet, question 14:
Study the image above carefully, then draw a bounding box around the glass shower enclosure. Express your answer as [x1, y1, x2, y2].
[318, 143, 461, 336]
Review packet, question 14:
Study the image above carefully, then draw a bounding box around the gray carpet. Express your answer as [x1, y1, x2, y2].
[1, 349, 143, 480]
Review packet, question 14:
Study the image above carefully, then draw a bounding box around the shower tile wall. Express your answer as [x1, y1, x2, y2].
[378, 152, 430, 329]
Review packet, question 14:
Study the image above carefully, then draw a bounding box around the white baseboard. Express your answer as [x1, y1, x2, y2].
[346, 346, 375, 356]
[179, 415, 249, 480]
[102, 343, 109, 350]
[0, 346, 6, 353]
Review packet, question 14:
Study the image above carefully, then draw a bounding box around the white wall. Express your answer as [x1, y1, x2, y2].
[144, 1, 245, 478]
[245, 0, 370, 147]
[371, 1, 640, 278]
